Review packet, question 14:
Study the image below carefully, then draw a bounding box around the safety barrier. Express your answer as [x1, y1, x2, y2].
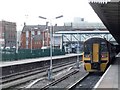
[1, 49, 65, 61]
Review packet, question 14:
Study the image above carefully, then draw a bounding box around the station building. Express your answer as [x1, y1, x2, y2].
[20, 20, 109, 50]
[20, 23, 72, 49]
[20, 23, 50, 49]
[0, 20, 16, 49]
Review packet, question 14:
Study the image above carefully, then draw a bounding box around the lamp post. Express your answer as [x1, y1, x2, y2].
[46, 28, 49, 47]
[38, 15, 63, 80]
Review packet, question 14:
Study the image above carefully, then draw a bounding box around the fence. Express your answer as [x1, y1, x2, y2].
[1, 49, 65, 61]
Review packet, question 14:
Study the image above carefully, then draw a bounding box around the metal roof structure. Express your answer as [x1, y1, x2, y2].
[55, 30, 116, 44]
[89, 0, 120, 44]
[72, 22, 106, 29]
[55, 30, 109, 34]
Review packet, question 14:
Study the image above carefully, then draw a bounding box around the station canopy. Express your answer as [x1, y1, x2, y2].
[89, 0, 120, 44]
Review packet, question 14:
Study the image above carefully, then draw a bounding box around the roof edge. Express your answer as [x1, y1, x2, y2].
[88, 0, 111, 3]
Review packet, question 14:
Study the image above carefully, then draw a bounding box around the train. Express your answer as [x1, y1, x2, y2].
[82, 37, 116, 72]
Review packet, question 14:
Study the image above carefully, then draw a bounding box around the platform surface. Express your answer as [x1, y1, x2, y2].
[95, 56, 120, 89]
[0, 53, 82, 67]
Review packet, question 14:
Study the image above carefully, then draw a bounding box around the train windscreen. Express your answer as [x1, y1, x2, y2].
[100, 42, 108, 58]
[84, 44, 91, 54]
[100, 42, 108, 52]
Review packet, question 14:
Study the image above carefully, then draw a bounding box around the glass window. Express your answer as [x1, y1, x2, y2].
[31, 31, 35, 35]
[101, 43, 107, 52]
[38, 31, 41, 35]
[26, 40, 28, 45]
[26, 31, 29, 37]
[2, 33, 4, 37]
[84, 44, 91, 54]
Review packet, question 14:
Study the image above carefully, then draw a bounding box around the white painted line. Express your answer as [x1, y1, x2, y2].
[55, 67, 73, 77]
[67, 67, 73, 71]
[26, 78, 44, 88]
[94, 65, 112, 88]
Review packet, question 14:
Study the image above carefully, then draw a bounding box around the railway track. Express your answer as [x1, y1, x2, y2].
[2, 61, 103, 90]
[41, 70, 79, 90]
[24, 70, 102, 89]
[1, 61, 77, 89]
[68, 72, 103, 90]
[28, 63, 89, 89]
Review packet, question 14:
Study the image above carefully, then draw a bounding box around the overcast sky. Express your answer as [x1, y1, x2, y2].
[0, 0, 102, 31]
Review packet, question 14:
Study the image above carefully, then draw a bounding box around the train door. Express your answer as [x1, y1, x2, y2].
[92, 43, 99, 62]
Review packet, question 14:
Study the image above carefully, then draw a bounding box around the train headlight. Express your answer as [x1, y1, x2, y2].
[84, 54, 90, 58]
[101, 53, 107, 58]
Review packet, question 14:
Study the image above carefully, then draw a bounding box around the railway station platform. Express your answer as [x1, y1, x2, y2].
[0, 53, 83, 78]
[0, 53, 81, 67]
[94, 54, 120, 89]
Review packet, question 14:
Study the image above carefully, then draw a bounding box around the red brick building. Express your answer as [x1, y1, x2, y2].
[20, 23, 50, 49]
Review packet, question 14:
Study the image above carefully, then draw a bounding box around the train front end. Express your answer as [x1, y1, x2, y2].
[83, 38, 109, 72]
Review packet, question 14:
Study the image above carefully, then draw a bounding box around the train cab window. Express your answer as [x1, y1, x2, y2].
[84, 44, 91, 54]
[101, 43, 108, 52]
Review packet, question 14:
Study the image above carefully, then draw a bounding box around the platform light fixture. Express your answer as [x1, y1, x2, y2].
[38, 15, 63, 80]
